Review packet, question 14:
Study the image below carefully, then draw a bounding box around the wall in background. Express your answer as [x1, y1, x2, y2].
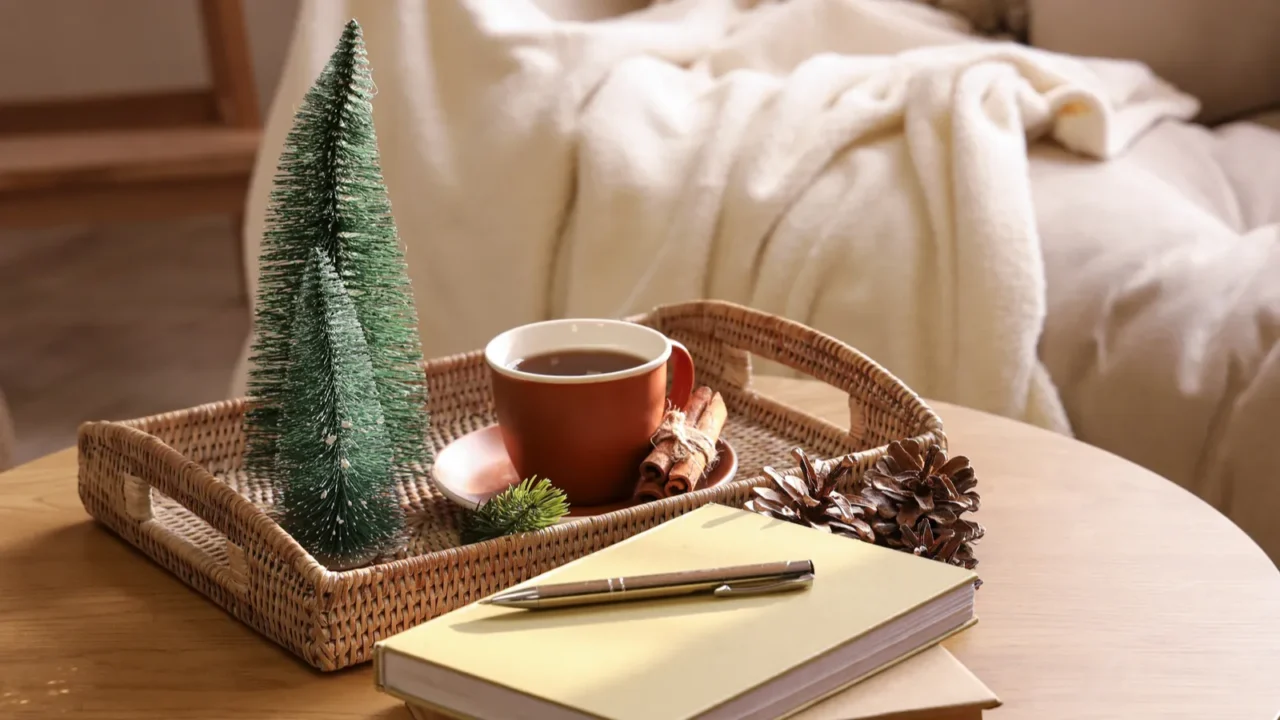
[1030, 0, 1280, 124]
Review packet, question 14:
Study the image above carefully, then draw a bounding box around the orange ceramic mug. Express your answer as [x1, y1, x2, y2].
[484, 319, 695, 507]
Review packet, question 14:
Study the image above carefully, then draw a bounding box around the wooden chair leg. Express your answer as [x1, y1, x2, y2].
[230, 212, 249, 305]
[0, 386, 15, 471]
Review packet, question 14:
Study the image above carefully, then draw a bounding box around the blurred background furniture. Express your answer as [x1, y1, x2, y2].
[0, 0, 259, 236]
[0, 0, 289, 467]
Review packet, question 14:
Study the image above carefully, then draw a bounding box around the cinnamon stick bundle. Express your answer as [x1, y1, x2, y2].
[635, 386, 727, 502]
[640, 387, 714, 484]
[665, 390, 727, 495]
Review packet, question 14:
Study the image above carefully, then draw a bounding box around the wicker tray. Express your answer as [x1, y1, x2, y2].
[77, 301, 944, 672]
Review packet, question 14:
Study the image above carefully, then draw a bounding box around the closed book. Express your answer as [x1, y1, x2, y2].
[404, 645, 1000, 720]
[375, 503, 979, 720]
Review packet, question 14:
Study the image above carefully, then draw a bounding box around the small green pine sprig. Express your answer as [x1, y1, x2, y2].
[462, 478, 570, 544]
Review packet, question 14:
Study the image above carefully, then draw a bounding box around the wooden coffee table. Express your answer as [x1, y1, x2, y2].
[1, 377, 1278, 719]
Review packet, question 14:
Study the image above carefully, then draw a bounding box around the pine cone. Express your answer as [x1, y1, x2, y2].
[852, 439, 984, 570]
[744, 449, 877, 543]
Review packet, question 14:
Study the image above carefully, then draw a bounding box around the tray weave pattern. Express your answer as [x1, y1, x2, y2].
[77, 301, 944, 671]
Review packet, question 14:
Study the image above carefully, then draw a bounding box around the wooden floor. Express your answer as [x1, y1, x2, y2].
[0, 216, 248, 464]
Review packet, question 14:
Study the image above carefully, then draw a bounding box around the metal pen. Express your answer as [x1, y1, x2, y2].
[481, 560, 815, 610]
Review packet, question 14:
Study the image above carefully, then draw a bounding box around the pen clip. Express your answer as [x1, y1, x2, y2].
[713, 573, 814, 598]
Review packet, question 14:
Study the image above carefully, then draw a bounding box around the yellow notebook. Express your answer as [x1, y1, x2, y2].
[375, 504, 979, 720]
[404, 645, 1001, 720]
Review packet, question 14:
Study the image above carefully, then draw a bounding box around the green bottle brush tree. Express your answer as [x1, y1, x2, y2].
[274, 249, 401, 565]
[246, 19, 571, 565]
[245, 19, 429, 569]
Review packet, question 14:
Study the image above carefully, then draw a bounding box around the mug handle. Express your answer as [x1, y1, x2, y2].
[668, 340, 695, 410]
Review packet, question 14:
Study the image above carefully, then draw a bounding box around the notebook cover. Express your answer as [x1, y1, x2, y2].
[376, 503, 978, 720]
[403, 645, 1000, 720]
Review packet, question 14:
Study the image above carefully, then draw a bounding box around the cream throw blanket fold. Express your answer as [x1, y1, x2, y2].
[232, 0, 1196, 434]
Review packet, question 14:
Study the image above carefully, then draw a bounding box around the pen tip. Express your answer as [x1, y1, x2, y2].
[479, 598, 493, 605]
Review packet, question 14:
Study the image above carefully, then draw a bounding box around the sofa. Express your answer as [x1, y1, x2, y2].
[232, 0, 1280, 563]
[1022, 0, 1280, 564]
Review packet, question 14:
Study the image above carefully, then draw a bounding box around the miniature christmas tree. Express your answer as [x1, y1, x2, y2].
[244, 19, 429, 565]
[276, 249, 401, 567]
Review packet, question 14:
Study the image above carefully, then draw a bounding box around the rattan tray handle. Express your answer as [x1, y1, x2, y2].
[642, 301, 945, 450]
[79, 420, 267, 553]
[114, 467, 251, 598]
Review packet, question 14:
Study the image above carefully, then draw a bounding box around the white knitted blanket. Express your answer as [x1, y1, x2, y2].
[233, 0, 1196, 433]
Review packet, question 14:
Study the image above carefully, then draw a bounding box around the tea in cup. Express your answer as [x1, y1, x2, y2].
[484, 319, 694, 506]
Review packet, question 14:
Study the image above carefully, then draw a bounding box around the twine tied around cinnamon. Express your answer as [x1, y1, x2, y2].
[650, 406, 718, 469]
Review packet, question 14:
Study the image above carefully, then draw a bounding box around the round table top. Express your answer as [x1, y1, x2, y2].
[1, 377, 1277, 719]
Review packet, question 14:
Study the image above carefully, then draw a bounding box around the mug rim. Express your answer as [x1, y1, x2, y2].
[484, 318, 671, 385]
